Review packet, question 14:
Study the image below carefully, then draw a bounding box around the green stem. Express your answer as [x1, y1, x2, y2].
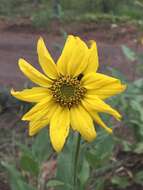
[73, 133, 81, 190]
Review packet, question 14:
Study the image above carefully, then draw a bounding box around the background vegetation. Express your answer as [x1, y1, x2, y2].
[0, 0, 143, 27]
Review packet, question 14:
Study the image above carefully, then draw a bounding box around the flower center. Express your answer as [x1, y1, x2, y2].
[60, 84, 75, 97]
[50, 76, 86, 108]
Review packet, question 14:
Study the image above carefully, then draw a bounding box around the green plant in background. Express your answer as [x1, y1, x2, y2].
[122, 44, 143, 75]
[103, 45, 143, 189]
[1, 128, 53, 190]
[31, 0, 63, 28]
[121, 45, 143, 145]
[1, 128, 117, 190]
[1, 0, 143, 27]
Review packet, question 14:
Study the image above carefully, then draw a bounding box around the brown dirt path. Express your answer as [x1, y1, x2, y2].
[0, 21, 142, 89]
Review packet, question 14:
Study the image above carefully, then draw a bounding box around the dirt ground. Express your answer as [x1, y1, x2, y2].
[0, 20, 143, 190]
[0, 20, 143, 89]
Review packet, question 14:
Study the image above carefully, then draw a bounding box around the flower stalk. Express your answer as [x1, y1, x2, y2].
[73, 133, 81, 190]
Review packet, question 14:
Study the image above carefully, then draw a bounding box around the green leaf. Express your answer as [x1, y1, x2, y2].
[20, 154, 39, 176]
[1, 161, 21, 179]
[134, 171, 143, 185]
[130, 100, 143, 113]
[122, 45, 136, 61]
[134, 142, 143, 153]
[11, 180, 36, 190]
[56, 133, 76, 190]
[86, 134, 115, 168]
[94, 178, 105, 190]
[86, 151, 101, 168]
[32, 128, 52, 163]
[133, 78, 143, 88]
[111, 176, 130, 188]
[16, 142, 34, 158]
[107, 66, 127, 81]
[47, 180, 65, 188]
[1, 161, 36, 190]
[78, 159, 90, 190]
[122, 140, 132, 152]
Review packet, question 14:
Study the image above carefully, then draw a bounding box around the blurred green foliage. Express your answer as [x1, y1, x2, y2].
[0, 0, 143, 27]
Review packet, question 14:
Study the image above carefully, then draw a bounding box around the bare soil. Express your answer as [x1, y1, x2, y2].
[0, 20, 143, 89]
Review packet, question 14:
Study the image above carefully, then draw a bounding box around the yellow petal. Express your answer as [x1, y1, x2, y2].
[57, 35, 88, 77]
[57, 35, 75, 75]
[81, 72, 126, 99]
[70, 105, 96, 142]
[18, 58, 52, 87]
[22, 96, 52, 121]
[67, 37, 89, 77]
[88, 110, 112, 133]
[28, 101, 59, 136]
[50, 106, 70, 152]
[82, 95, 121, 120]
[29, 117, 49, 136]
[11, 87, 50, 102]
[37, 37, 58, 79]
[84, 40, 99, 74]
[87, 85, 126, 100]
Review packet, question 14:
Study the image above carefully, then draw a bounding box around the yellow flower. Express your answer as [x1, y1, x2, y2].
[11, 35, 126, 152]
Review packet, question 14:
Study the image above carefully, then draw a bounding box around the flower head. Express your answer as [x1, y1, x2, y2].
[11, 35, 126, 152]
